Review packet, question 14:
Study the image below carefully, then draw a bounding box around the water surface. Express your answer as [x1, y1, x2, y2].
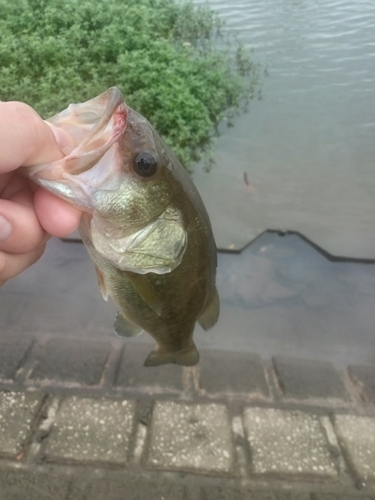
[2, 235, 375, 366]
[193, 0, 375, 259]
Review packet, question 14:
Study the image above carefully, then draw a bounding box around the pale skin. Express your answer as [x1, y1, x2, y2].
[0, 102, 82, 286]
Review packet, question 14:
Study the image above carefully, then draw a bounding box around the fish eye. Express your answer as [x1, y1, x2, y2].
[133, 151, 158, 177]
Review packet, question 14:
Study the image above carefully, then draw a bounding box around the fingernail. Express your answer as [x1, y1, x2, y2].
[0, 215, 12, 241]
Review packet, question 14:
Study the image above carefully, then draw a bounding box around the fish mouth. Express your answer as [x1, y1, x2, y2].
[26, 87, 128, 179]
[67, 86, 127, 157]
[51, 86, 128, 176]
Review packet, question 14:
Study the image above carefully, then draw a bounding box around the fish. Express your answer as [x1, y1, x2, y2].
[243, 172, 255, 192]
[24, 87, 219, 367]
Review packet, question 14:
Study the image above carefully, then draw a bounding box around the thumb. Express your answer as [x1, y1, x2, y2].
[0, 102, 75, 172]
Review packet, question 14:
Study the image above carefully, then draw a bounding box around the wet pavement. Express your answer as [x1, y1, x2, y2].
[0, 335, 374, 499]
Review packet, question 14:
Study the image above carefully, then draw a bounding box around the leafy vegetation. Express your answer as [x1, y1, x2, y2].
[0, 0, 260, 168]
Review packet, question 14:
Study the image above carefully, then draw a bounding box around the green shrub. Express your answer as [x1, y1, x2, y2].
[0, 0, 259, 168]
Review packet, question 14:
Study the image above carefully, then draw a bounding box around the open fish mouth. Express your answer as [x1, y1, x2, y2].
[22, 88, 129, 210]
[24, 87, 128, 181]
[53, 87, 127, 162]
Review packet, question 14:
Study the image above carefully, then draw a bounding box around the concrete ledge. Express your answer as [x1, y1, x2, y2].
[0, 336, 374, 498]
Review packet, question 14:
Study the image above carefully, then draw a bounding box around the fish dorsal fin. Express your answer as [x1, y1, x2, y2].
[126, 272, 161, 316]
[95, 266, 109, 301]
[114, 312, 143, 337]
[198, 287, 220, 331]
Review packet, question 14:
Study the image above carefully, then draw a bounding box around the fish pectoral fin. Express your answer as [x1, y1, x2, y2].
[198, 287, 220, 331]
[95, 266, 109, 301]
[126, 272, 161, 316]
[144, 344, 200, 367]
[114, 312, 143, 337]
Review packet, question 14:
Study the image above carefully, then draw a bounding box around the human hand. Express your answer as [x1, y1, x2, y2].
[0, 102, 82, 286]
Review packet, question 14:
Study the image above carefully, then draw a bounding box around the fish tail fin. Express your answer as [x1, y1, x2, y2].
[144, 344, 199, 367]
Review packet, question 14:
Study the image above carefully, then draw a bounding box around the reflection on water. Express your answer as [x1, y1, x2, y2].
[192, 0, 375, 259]
[1, 236, 374, 366]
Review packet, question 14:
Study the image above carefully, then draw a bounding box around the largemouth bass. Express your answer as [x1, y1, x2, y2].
[25, 87, 219, 367]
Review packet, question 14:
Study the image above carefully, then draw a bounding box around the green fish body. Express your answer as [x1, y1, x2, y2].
[25, 87, 219, 366]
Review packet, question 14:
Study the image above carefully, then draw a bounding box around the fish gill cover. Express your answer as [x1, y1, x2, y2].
[0, 0, 260, 169]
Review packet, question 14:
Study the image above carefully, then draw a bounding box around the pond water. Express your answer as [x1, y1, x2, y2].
[1, 0, 375, 368]
[2, 233, 375, 367]
[190, 0, 375, 364]
[192, 0, 375, 260]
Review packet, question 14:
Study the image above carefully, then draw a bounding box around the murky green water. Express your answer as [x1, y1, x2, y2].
[2, 234, 375, 366]
[192, 0, 375, 259]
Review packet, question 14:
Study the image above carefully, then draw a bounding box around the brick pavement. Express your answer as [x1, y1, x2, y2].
[0, 333, 374, 499]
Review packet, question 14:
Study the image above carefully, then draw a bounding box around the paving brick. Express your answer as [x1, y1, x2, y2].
[29, 338, 110, 386]
[0, 467, 71, 500]
[348, 365, 375, 404]
[114, 343, 183, 391]
[312, 495, 375, 500]
[270, 496, 310, 500]
[43, 396, 136, 464]
[334, 414, 375, 483]
[199, 351, 269, 397]
[0, 334, 33, 380]
[273, 357, 349, 400]
[201, 489, 274, 500]
[147, 401, 234, 474]
[0, 391, 44, 458]
[243, 408, 337, 478]
[71, 472, 188, 500]
[201, 487, 310, 499]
